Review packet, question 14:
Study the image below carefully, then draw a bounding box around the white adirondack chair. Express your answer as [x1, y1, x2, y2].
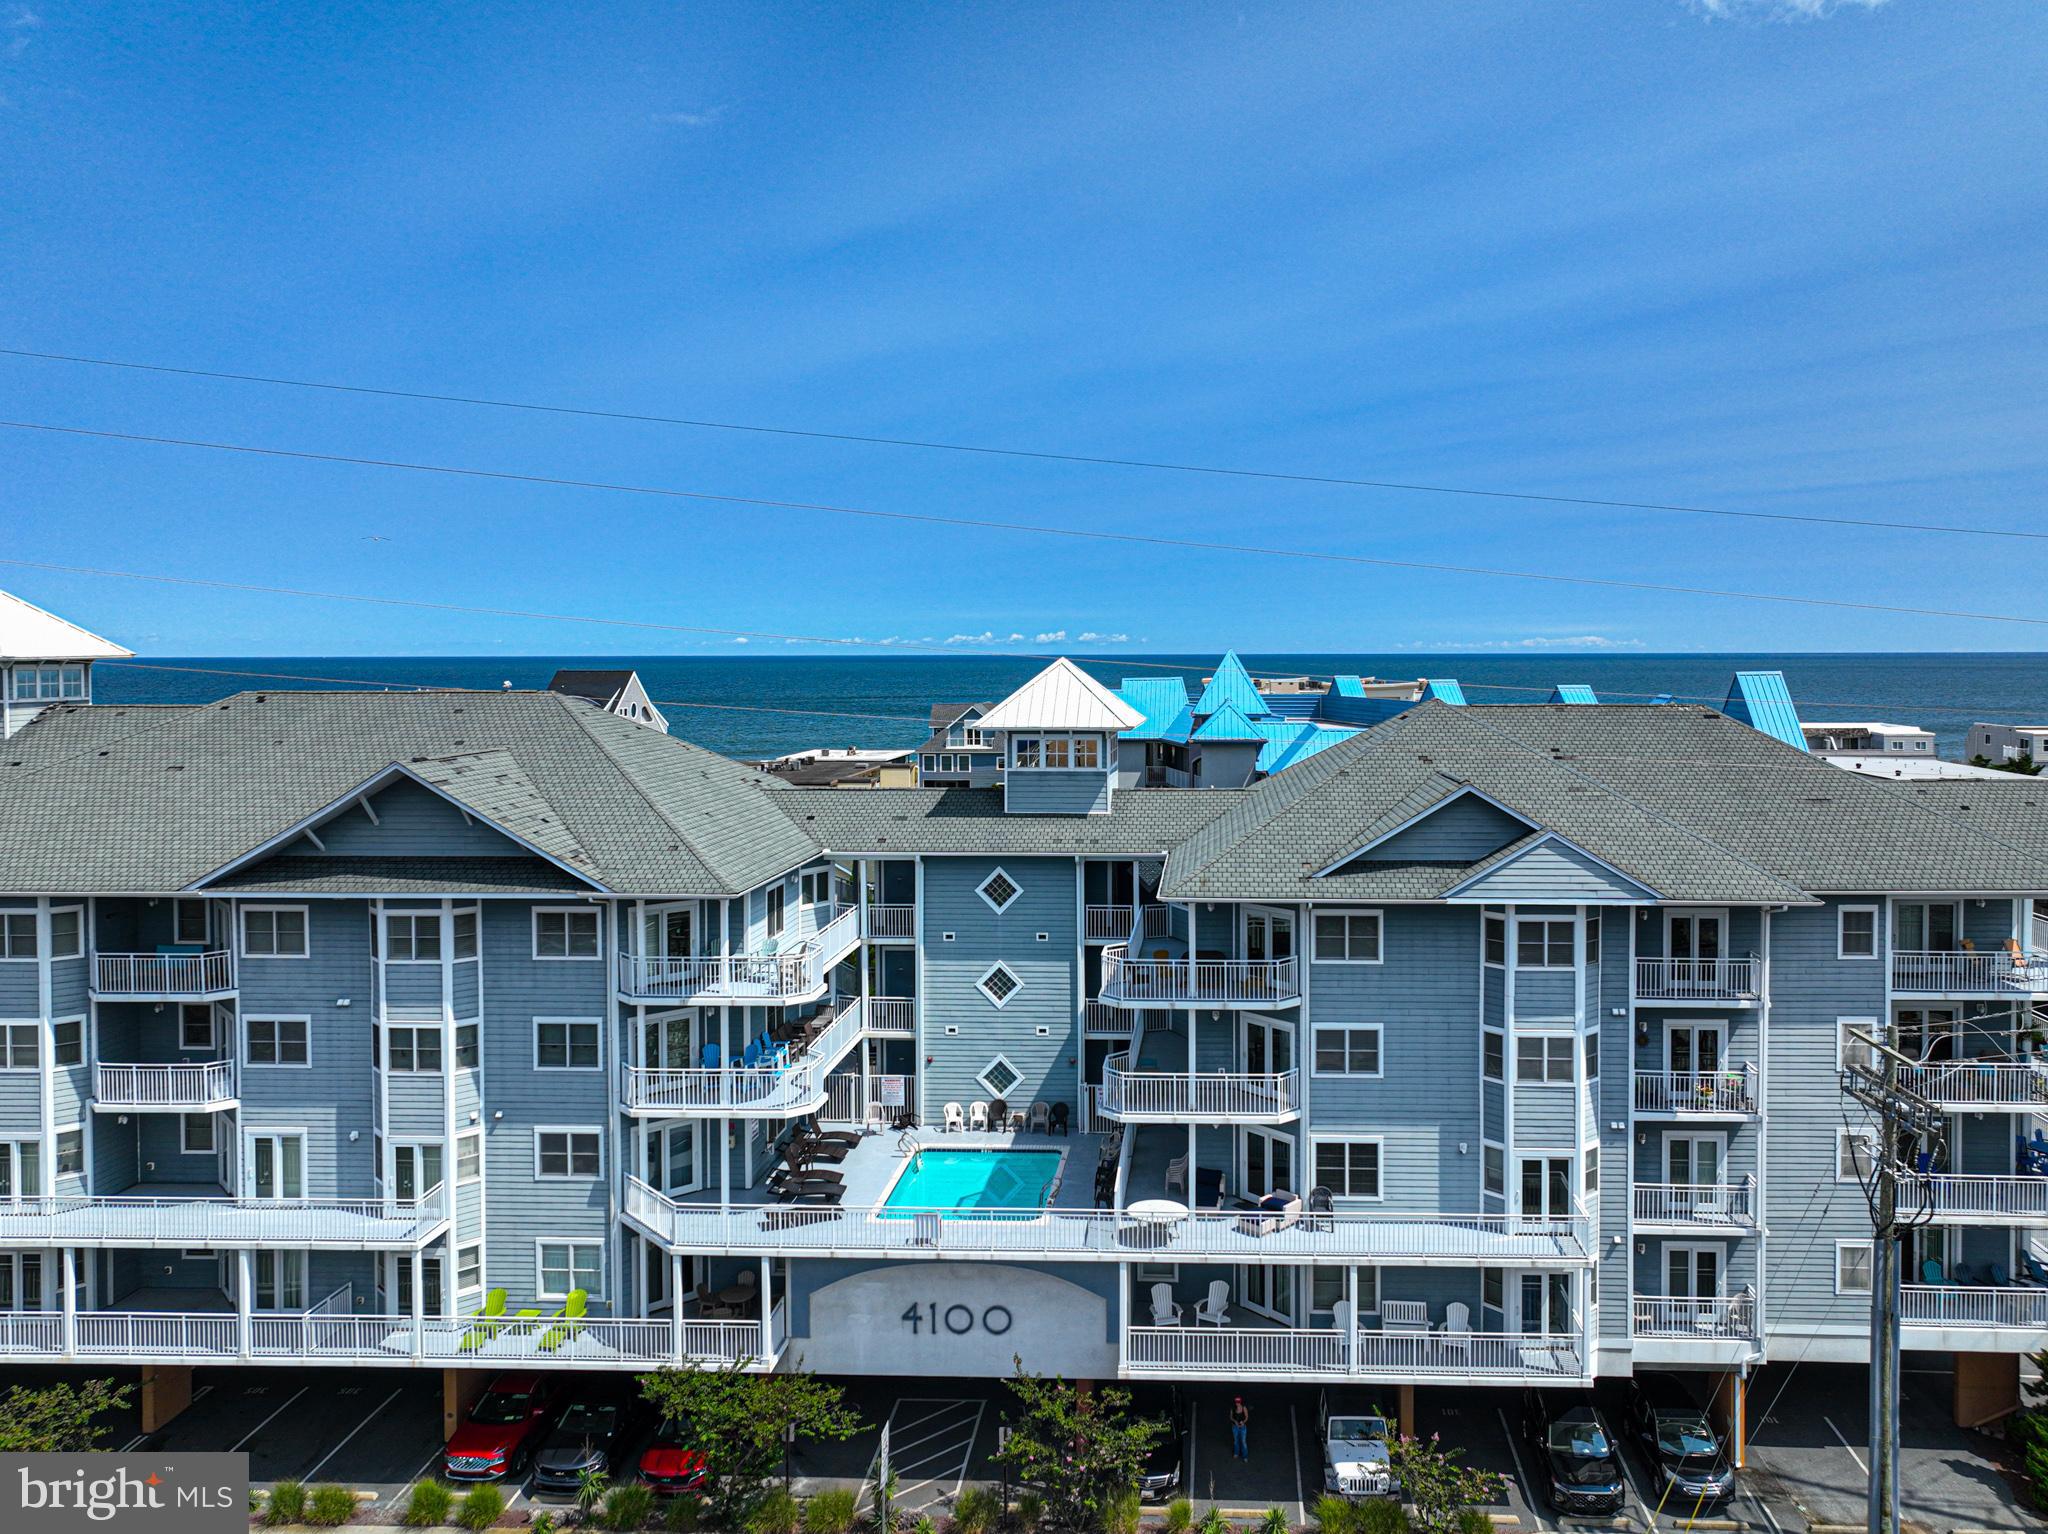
[1149, 1283, 1182, 1326]
[1194, 1280, 1232, 1326]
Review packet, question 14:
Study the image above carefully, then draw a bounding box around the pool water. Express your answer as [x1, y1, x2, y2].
[880, 1149, 1063, 1216]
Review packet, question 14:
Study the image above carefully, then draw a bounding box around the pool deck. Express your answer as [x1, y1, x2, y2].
[676, 1127, 1112, 1212]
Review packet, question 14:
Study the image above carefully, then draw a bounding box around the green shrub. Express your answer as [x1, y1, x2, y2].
[805, 1488, 860, 1534]
[664, 1494, 704, 1533]
[455, 1483, 506, 1532]
[1014, 1493, 1045, 1532]
[911, 1517, 937, 1534]
[952, 1487, 1002, 1534]
[1357, 1501, 1408, 1534]
[266, 1481, 307, 1526]
[306, 1484, 358, 1527]
[531, 1514, 558, 1534]
[603, 1484, 656, 1533]
[1260, 1510, 1291, 1534]
[747, 1489, 803, 1534]
[1101, 1489, 1142, 1534]
[1195, 1509, 1233, 1534]
[1309, 1497, 1357, 1534]
[1164, 1499, 1195, 1534]
[1454, 1511, 1492, 1534]
[403, 1480, 453, 1528]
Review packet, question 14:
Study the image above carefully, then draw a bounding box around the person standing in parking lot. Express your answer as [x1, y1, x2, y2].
[1231, 1397, 1250, 1461]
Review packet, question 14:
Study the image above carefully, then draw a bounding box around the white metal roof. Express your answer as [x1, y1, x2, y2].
[0, 590, 132, 662]
[975, 657, 1146, 733]
[1827, 754, 2007, 781]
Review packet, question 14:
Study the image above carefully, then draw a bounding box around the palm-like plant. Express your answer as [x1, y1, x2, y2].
[575, 1466, 612, 1523]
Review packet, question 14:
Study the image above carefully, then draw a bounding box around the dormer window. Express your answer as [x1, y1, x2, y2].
[1010, 733, 1102, 771]
[10, 664, 86, 702]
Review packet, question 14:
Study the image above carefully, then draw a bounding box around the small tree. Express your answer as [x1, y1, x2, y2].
[1384, 1434, 1499, 1534]
[0, 1378, 134, 1452]
[991, 1365, 1166, 1533]
[638, 1363, 863, 1529]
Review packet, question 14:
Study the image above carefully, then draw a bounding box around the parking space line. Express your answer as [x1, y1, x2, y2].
[1288, 1403, 1306, 1525]
[1822, 1416, 1867, 1475]
[889, 1400, 973, 1437]
[1746, 1492, 1782, 1534]
[1498, 1407, 1549, 1534]
[232, 1386, 309, 1452]
[894, 1401, 985, 1505]
[303, 1388, 402, 1484]
[890, 1408, 984, 1460]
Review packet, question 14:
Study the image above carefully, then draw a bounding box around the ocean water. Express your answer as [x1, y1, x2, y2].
[91, 653, 2048, 760]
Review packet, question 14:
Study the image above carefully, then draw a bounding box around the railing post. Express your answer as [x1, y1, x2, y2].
[59, 1247, 76, 1357]
[234, 1248, 252, 1359]
[409, 1250, 424, 1359]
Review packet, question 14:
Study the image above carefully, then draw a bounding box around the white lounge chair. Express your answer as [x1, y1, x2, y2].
[1441, 1300, 1473, 1357]
[1164, 1154, 1189, 1195]
[1029, 1101, 1051, 1133]
[1194, 1279, 1232, 1326]
[1149, 1283, 1182, 1326]
[969, 1101, 989, 1131]
[943, 1101, 965, 1132]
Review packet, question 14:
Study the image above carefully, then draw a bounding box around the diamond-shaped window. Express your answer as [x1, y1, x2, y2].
[978, 962, 1022, 1008]
[978, 868, 1022, 914]
[980, 1056, 1021, 1096]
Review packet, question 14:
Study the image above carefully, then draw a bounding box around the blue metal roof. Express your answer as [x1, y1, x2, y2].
[1195, 652, 1266, 719]
[1550, 684, 1598, 704]
[1191, 702, 1264, 742]
[1332, 676, 1367, 698]
[1256, 720, 1353, 774]
[1114, 677, 1193, 741]
[1423, 678, 1467, 705]
[1723, 670, 1806, 751]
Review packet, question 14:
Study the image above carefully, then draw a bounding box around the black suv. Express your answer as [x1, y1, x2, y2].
[1626, 1374, 1735, 1507]
[1124, 1384, 1185, 1500]
[1520, 1390, 1626, 1516]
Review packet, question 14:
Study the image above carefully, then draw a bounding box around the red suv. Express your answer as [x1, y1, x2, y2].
[637, 1418, 709, 1495]
[445, 1374, 561, 1482]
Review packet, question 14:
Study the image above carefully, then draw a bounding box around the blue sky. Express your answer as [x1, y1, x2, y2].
[4, 1, 2045, 657]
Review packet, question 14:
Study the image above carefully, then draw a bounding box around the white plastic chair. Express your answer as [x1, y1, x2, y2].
[969, 1101, 989, 1131]
[865, 1101, 886, 1134]
[943, 1101, 965, 1132]
[1029, 1101, 1051, 1133]
[1194, 1280, 1231, 1326]
[1164, 1154, 1189, 1195]
[1149, 1283, 1182, 1326]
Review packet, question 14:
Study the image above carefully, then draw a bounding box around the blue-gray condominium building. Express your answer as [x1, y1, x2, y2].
[3, 634, 2047, 1450]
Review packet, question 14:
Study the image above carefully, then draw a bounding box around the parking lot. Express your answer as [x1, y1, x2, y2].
[25, 1360, 2037, 1530]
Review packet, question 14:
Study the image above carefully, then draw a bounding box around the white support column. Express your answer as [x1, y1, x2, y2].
[233, 1248, 251, 1359]
[1346, 1263, 1358, 1371]
[759, 1254, 772, 1353]
[60, 1246, 77, 1357]
[409, 1248, 424, 1358]
[720, 1119, 731, 1204]
[1116, 1263, 1130, 1371]
[670, 1250, 685, 1361]
[1187, 1006, 1199, 1177]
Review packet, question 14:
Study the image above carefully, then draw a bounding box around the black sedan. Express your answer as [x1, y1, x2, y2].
[531, 1395, 643, 1494]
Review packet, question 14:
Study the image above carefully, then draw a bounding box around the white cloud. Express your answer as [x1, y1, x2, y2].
[650, 107, 725, 127]
[730, 635, 748, 644]
[1686, 0, 1886, 19]
[1074, 631, 1130, 644]
[1005, 632, 1025, 643]
[945, 631, 995, 645]
[1393, 635, 1643, 652]
[1034, 630, 1067, 644]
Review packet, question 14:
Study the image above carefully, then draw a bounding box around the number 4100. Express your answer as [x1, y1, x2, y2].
[901, 1302, 1013, 1336]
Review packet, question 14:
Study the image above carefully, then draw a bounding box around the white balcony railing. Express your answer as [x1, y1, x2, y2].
[93, 951, 235, 997]
[1085, 1001, 1135, 1036]
[1631, 1289, 1757, 1340]
[1633, 1063, 1760, 1116]
[1634, 956, 1760, 1002]
[1099, 1055, 1299, 1121]
[1631, 1177, 1758, 1231]
[1087, 906, 1137, 943]
[0, 1309, 781, 1370]
[1900, 1285, 2048, 1330]
[0, 1193, 446, 1249]
[616, 906, 860, 1003]
[1893, 949, 2048, 995]
[864, 997, 916, 1035]
[1896, 1060, 2048, 1109]
[1901, 1174, 2048, 1223]
[94, 1061, 238, 1111]
[1137, 906, 1178, 942]
[1124, 1325, 1586, 1381]
[623, 998, 865, 1116]
[1099, 946, 1300, 1008]
[623, 1177, 1592, 1266]
[865, 905, 916, 940]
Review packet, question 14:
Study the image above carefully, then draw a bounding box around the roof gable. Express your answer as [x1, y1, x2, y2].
[1323, 785, 1538, 873]
[1194, 653, 1264, 719]
[1191, 702, 1264, 742]
[0, 589, 132, 661]
[977, 658, 1145, 732]
[1443, 833, 1661, 903]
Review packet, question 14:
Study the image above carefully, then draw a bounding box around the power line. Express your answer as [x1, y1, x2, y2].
[5, 344, 2044, 545]
[9, 419, 2048, 632]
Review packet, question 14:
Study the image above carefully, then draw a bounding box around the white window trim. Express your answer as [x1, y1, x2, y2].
[54, 1123, 83, 1179]
[239, 905, 311, 960]
[530, 907, 604, 961]
[1310, 909, 1384, 965]
[456, 1241, 484, 1296]
[976, 962, 1023, 1010]
[0, 912, 37, 962]
[1838, 905, 1880, 961]
[534, 1239, 605, 1301]
[456, 1130, 483, 1184]
[1836, 1016, 1881, 1071]
[1482, 1025, 1504, 1081]
[976, 867, 1023, 915]
[178, 1005, 216, 1053]
[1514, 1027, 1577, 1084]
[1660, 1131, 1729, 1183]
[180, 1113, 216, 1155]
[0, 1020, 37, 1072]
[173, 898, 210, 947]
[1311, 1021, 1385, 1079]
[1512, 915, 1577, 971]
[1664, 907, 1731, 957]
[381, 912, 444, 964]
[532, 1016, 603, 1072]
[52, 1014, 85, 1068]
[244, 1013, 313, 1070]
[1835, 1239, 1875, 1296]
[1008, 732, 1105, 771]
[384, 1021, 446, 1074]
[1308, 1133, 1385, 1202]
[976, 1055, 1022, 1099]
[1482, 911, 1506, 969]
[533, 1126, 605, 1180]
[1837, 1126, 1877, 1183]
[1481, 1138, 1506, 1196]
[48, 905, 84, 961]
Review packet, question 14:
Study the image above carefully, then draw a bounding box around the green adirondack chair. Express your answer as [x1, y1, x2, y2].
[537, 1289, 587, 1353]
[458, 1288, 507, 1353]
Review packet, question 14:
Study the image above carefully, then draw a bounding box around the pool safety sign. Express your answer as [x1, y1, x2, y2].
[878, 1076, 907, 1107]
[3, 1454, 248, 1534]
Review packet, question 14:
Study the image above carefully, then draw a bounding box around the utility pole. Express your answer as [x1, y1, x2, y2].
[1839, 1026, 1948, 1534]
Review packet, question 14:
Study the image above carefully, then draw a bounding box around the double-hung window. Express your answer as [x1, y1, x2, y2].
[49, 909, 81, 960]
[537, 1241, 603, 1300]
[387, 1024, 444, 1073]
[1313, 1023, 1383, 1077]
[384, 914, 440, 962]
[1312, 912, 1382, 964]
[766, 887, 786, 939]
[0, 914, 35, 959]
[534, 909, 600, 959]
[535, 1129, 602, 1178]
[241, 907, 308, 959]
[0, 1140, 43, 1200]
[0, 1022, 39, 1070]
[1313, 1139, 1383, 1200]
[246, 1016, 310, 1067]
[535, 1018, 601, 1070]
[1515, 918, 1574, 969]
[1839, 906, 1879, 960]
[1515, 1033, 1575, 1083]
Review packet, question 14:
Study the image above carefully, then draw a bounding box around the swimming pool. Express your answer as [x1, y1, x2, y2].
[879, 1148, 1065, 1217]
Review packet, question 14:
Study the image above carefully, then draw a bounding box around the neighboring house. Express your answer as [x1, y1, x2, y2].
[5, 637, 2048, 1452]
[916, 702, 1003, 787]
[546, 669, 668, 732]
[1968, 723, 2048, 766]
[0, 587, 131, 738]
[754, 747, 918, 789]
[1802, 721, 1939, 757]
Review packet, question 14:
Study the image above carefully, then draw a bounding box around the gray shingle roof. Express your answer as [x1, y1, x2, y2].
[207, 855, 593, 895]
[775, 786, 1238, 858]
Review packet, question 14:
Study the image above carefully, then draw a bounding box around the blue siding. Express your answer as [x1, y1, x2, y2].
[1456, 840, 1657, 903]
[1005, 771, 1112, 816]
[1352, 794, 1530, 865]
